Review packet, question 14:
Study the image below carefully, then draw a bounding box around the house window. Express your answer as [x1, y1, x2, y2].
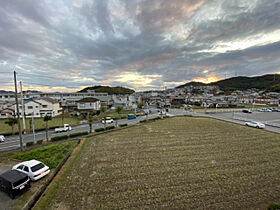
[43, 105, 47, 108]
[28, 106, 33, 109]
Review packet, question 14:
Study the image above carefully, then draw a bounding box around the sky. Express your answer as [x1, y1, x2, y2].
[0, 0, 280, 92]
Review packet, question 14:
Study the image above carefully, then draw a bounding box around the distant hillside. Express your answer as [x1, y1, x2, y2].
[176, 81, 206, 88]
[213, 74, 280, 91]
[177, 74, 280, 92]
[0, 90, 14, 94]
[78, 86, 135, 95]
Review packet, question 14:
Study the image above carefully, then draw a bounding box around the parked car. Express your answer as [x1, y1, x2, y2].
[242, 109, 252, 113]
[0, 135, 5, 143]
[0, 170, 31, 199]
[12, 160, 50, 181]
[102, 117, 114, 124]
[127, 114, 136, 120]
[245, 121, 265, 129]
[272, 108, 280, 112]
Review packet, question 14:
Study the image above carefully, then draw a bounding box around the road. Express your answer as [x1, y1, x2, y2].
[193, 111, 280, 133]
[5, 108, 278, 152]
[0, 109, 186, 152]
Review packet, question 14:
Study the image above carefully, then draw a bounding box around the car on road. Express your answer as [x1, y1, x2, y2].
[55, 124, 72, 133]
[102, 117, 114, 124]
[127, 114, 136, 120]
[245, 121, 265, 129]
[0, 135, 5, 143]
[258, 108, 272, 112]
[242, 109, 252, 113]
[0, 170, 31, 199]
[12, 160, 50, 181]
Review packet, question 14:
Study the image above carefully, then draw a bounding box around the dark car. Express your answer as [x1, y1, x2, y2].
[242, 109, 252, 113]
[0, 170, 31, 199]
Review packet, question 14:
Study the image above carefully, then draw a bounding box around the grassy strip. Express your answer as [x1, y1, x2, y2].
[3, 141, 77, 169]
[33, 138, 87, 210]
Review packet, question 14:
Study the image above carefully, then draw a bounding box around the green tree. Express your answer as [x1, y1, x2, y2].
[88, 114, 93, 133]
[137, 102, 144, 109]
[5, 118, 18, 135]
[43, 115, 52, 141]
[115, 106, 123, 127]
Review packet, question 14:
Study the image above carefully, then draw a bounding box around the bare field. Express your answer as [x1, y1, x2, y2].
[35, 117, 280, 209]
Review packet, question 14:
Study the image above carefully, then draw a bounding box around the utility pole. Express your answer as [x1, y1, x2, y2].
[20, 81, 26, 134]
[32, 112, 36, 144]
[14, 71, 23, 151]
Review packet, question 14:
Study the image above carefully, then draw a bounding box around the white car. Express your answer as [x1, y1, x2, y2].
[102, 117, 114, 124]
[0, 135, 5, 142]
[12, 160, 50, 181]
[245, 121, 265, 129]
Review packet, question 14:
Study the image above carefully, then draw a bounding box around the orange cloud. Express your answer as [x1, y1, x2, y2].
[192, 74, 219, 84]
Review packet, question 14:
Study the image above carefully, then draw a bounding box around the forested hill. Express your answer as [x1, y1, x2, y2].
[176, 74, 280, 92]
[78, 86, 135, 95]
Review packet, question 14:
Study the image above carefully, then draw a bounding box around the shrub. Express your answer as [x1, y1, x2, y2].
[26, 142, 34, 147]
[119, 123, 128, 127]
[121, 116, 127, 119]
[268, 204, 280, 210]
[37, 140, 43, 145]
[69, 132, 88, 138]
[140, 120, 147, 123]
[105, 126, 115, 130]
[49, 126, 59, 130]
[51, 135, 68, 142]
[95, 128, 105, 132]
[35, 128, 45, 132]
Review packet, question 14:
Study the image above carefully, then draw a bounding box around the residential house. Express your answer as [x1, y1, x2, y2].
[36, 97, 61, 117]
[0, 108, 15, 119]
[15, 99, 41, 118]
[77, 98, 101, 114]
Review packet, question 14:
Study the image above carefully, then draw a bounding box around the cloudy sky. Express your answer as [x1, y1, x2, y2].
[0, 0, 280, 92]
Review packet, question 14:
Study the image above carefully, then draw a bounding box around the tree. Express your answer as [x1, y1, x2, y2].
[88, 114, 93, 133]
[137, 102, 144, 109]
[115, 106, 123, 127]
[5, 118, 18, 135]
[100, 106, 107, 128]
[43, 115, 52, 141]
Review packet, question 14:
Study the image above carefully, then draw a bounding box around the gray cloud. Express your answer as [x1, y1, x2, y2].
[0, 0, 279, 91]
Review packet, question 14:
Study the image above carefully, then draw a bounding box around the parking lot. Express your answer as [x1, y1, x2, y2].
[205, 111, 280, 133]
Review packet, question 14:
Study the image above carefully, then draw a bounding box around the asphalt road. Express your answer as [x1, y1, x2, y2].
[199, 111, 280, 133]
[0, 110, 187, 152]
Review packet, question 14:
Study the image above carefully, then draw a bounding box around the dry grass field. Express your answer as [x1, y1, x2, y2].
[35, 117, 280, 209]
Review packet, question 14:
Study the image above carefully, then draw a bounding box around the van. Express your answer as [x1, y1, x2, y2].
[0, 170, 31, 199]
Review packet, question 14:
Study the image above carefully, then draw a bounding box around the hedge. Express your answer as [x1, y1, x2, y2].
[105, 126, 115, 130]
[140, 120, 147, 123]
[37, 140, 43, 145]
[69, 131, 88, 138]
[119, 123, 128, 127]
[95, 128, 105, 132]
[51, 135, 68, 142]
[26, 142, 34, 147]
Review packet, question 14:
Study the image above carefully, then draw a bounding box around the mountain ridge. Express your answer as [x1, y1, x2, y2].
[176, 74, 280, 92]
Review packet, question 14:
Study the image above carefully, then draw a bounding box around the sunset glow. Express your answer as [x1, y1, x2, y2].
[192, 74, 219, 84]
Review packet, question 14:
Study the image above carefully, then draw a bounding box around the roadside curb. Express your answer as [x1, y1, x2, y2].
[21, 139, 81, 210]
